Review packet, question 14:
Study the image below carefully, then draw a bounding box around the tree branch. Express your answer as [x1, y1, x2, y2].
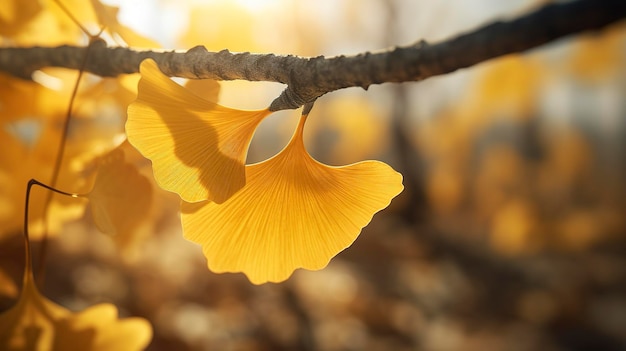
[0, 0, 624, 111]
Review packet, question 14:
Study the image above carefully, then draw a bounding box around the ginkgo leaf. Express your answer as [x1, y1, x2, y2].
[0, 271, 152, 351]
[1, 0, 95, 46]
[0, 122, 111, 241]
[88, 145, 152, 243]
[54, 304, 151, 351]
[0, 274, 67, 350]
[181, 112, 404, 284]
[126, 59, 271, 203]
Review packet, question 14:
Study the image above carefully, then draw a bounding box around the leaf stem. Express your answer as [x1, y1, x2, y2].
[24, 179, 85, 288]
[36, 34, 102, 285]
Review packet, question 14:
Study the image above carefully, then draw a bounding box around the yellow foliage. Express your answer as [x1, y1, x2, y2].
[1, 0, 159, 47]
[88, 145, 153, 255]
[0, 127, 89, 240]
[569, 21, 626, 82]
[418, 56, 546, 173]
[460, 56, 544, 128]
[0, 272, 151, 351]
[0, 70, 124, 239]
[181, 112, 403, 284]
[183, 78, 220, 103]
[0, 71, 69, 123]
[126, 59, 271, 203]
[0, 0, 42, 37]
[0, 0, 91, 45]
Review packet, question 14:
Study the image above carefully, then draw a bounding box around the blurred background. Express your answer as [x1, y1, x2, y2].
[1, 0, 625, 350]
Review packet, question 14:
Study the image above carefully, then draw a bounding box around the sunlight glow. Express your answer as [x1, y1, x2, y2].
[32, 70, 64, 91]
[231, 0, 283, 13]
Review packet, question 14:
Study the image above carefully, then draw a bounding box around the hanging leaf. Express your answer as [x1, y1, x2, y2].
[0, 270, 152, 351]
[0, 0, 42, 37]
[88, 145, 153, 254]
[181, 112, 404, 284]
[126, 59, 271, 203]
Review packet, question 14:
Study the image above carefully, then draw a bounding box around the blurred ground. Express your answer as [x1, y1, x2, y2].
[1, 1, 626, 350]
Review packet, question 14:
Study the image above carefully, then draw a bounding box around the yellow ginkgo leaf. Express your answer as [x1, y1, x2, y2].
[181, 112, 404, 284]
[88, 144, 152, 248]
[126, 59, 271, 203]
[2, 0, 95, 46]
[0, 272, 152, 351]
[54, 304, 151, 351]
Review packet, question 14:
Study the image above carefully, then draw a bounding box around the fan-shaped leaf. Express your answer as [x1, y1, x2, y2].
[181, 113, 404, 284]
[88, 146, 152, 246]
[126, 59, 270, 203]
[0, 272, 152, 351]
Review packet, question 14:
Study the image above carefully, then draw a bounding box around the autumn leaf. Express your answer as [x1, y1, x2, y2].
[0, 0, 95, 46]
[181, 111, 404, 284]
[0, 0, 42, 37]
[0, 71, 68, 124]
[183, 78, 220, 103]
[569, 21, 626, 82]
[88, 144, 153, 254]
[0, 128, 90, 240]
[0, 69, 125, 240]
[0, 271, 152, 351]
[54, 304, 151, 351]
[126, 59, 271, 203]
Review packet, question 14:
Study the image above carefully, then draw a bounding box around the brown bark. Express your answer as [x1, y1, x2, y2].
[0, 0, 624, 111]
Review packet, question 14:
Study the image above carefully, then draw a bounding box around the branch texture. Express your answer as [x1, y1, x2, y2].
[0, 0, 624, 111]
